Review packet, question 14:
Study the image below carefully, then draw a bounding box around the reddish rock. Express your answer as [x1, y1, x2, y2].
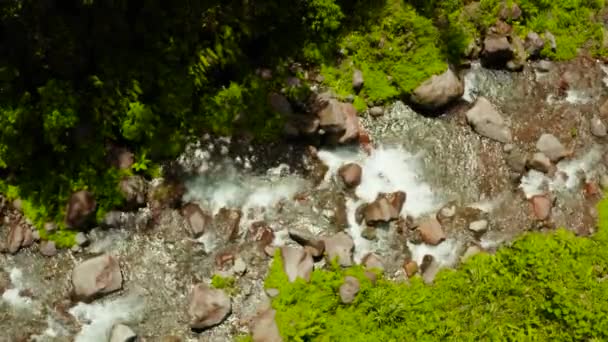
[361, 253, 384, 271]
[181, 203, 211, 238]
[72, 254, 122, 301]
[338, 163, 362, 189]
[317, 99, 360, 144]
[404, 260, 419, 278]
[249, 221, 275, 247]
[531, 195, 552, 220]
[188, 283, 231, 330]
[280, 247, 314, 282]
[363, 192, 406, 225]
[418, 218, 446, 245]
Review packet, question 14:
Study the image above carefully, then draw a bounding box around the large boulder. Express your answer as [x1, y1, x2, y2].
[72, 254, 122, 301]
[363, 192, 406, 225]
[410, 68, 464, 111]
[65, 190, 96, 229]
[280, 246, 314, 282]
[316, 98, 360, 144]
[188, 283, 231, 330]
[181, 203, 212, 238]
[466, 97, 512, 143]
[252, 308, 283, 342]
[323, 232, 354, 267]
[481, 35, 514, 68]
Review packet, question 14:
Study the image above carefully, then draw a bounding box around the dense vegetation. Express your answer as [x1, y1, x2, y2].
[0, 0, 607, 244]
[261, 197, 608, 341]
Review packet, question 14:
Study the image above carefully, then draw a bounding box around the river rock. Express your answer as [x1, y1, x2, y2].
[338, 163, 362, 189]
[525, 32, 545, 58]
[468, 220, 488, 235]
[39, 241, 57, 257]
[316, 98, 360, 144]
[404, 260, 418, 278]
[280, 246, 313, 282]
[65, 190, 96, 229]
[119, 175, 147, 207]
[361, 252, 384, 272]
[506, 149, 527, 173]
[418, 218, 446, 245]
[288, 228, 325, 258]
[352, 69, 364, 91]
[339, 276, 360, 304]
[110, 324, 137, 342]
[591, 115, 607, 137]
[74, 232, 89, 247]
[181, 203, 211, 238]
[369, 106, 384, 117]
[410, 68, 464, 111]
[536, 133, 568, 162]
[7, 224, 25, 254]
[252, 308, 282, 342]
[214, 208, 242, 242]
[72, 254, 122, 301]
[466, 97, 512, 143]
[323, 232, 354, 267]
[363, 192, 406, 225]
[531, 195, 551, 220]
[481, 35, 513, 68]
[188, 283, 231, 330]
[528, 152, 553, 173]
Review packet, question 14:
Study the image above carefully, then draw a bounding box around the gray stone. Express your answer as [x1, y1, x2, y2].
[591, 115, 607, 137]
[506, 149, 528, 173]
[528, 152, 553, 173]
[525, 32, 545, 58]
[188, 283, 231, 330]
[600, 174, 608, 190]
[232, 257, 247, 275]
[466, 97, 512, 143]
[280, 246, 314, 282]
[40, 241, 57, 257]
[545, 31, 557, 51]
[536, 133, 568, 162]
[7, 224, 25, 254]
[75, 232, 89, 246]
[181, 203, 211, 238]
[481, 36, 513, 67]
[252, 308, 282, 342]
[65, 190, 96, 229]
[535, 60, 552, 72]
[361, 253, 384, 272]
[468, 220, 488, 235]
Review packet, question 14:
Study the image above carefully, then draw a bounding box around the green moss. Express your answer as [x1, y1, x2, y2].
[265, 196, 608, 341]
[211, 274, 239, 296]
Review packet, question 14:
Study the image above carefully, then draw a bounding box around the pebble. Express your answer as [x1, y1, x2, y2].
[369, 106, 384, 117]
[39, 241, 57, 257]
[232, 257, 247, 275]
[468, 220, 489, 234]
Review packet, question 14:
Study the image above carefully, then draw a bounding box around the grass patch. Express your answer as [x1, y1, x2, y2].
[211, 274, 240, 296]
[257, 195, 608, 341]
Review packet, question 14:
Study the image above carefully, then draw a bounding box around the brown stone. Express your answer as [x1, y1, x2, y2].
[531, 195, 552, 220]
[339, 276, 360, 304]
[188, 283, 231, 330]
[338, 163, 362, 189]
[181, 203, 211, 238]
[404, 260, 419, 278]
[72, 254, 122, 301]
[418, 218, 446, 245]
[65, 190, 96, 229]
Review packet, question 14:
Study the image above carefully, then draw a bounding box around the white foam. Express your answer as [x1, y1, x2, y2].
[462, 62, 481, 103]
[519, 147, 602, 198]
[1, 268, 33, 309]
[407, 239, 462, 268]
[69, 295, 145, 342]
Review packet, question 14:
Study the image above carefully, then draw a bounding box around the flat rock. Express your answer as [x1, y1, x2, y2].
[72, 254, 122, 301]
[339, 276, 360, 304]
[468, 220, 488, 235]
[410, 68, 464, 111]
[323, 232, 354, 267]
[466, 97, 512, 143]
[280, 246, 313, 282]
[536, 133, 568, 162]
[369, 106, 384, 117]
[188, 283, 231, 330]
[418, 218, 446, 246]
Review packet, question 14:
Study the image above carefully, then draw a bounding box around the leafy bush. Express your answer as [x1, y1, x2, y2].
[261, 196, 608, 341]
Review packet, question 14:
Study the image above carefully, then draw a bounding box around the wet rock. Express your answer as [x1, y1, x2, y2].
[268, 93, 293, 117]
[421, 255, 441, 284]
[410, 68, 464, 111]
[468, 220, 488, 235]
[188, 283, 231, 330]
[251, 308, 282, 342]
[316, 98, 360, 144]
[65, 190, 96, 229]
[591, 115, 607, 137]
[352, 69, 364, 92]
[119, 176, 147, 208]
[334, 194, 349, 231]
[404, 260, 418, 278]
[481, 35, 513, 68]
[545, 31, 557, 51]
[437, 203, 457, 224]
[148, 182, 185, 211]
[361, 253, 384, 271]
[39, 241, 57, 257]
[363, 192, 406, 225]
[525, 32, 545, 58]
[265, 288, 280, 298]
[466, 97, 512, 143]
[232, 257, 247, 275]
[74, 232, 89, 247]
[536, 133, 568, 162]
[280, 246, 314, 282]
[531, 195, 552, 220]
[181, 203, 212, 238]
[338, 163, 362, 189]
[249, 221, 275, 247]
[110, 324, 137, 342]
[369, 106, 384, 117]
[528, 152, 553, 174]
[323, 232, 354, 267]
[72, 254, 122, 301]
[7, 224, 25, 254]
[339, 276, 360, 304]
[288, 228, 325, 258]
[506, 149, 528, 173]
[499, 2, 521, 21]
[214, 208, 242, 242]
[418, 218, 446, 246]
